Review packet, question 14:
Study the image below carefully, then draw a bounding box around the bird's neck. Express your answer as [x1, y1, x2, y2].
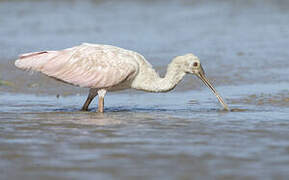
[131, 61, 186, 92]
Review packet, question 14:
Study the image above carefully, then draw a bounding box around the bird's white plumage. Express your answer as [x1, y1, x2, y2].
[15, 43, 144, 89]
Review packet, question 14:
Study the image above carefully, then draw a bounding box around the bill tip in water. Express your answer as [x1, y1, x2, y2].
[218, 105, 229, 112]
[223, 106, 230, 111]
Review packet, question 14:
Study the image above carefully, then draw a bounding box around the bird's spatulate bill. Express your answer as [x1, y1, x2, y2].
[197, 72, 229, 111]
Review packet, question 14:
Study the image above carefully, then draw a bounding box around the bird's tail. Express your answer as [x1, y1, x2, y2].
[15, 51, 58, 71]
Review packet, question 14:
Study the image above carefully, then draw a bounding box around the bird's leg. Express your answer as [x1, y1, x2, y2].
[81, 89, 98, 111]
[97, 89, 107, 113]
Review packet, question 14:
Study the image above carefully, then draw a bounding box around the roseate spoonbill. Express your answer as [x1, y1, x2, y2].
[15, 43, 229, 112]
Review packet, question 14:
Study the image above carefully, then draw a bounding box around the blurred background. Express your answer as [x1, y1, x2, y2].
[1, 0, 289, 180]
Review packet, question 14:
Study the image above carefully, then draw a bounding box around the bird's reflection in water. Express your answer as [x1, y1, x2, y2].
[29, 106, 183, 127]
[29, 109, 124, 126]
[75, 113, 123, 125]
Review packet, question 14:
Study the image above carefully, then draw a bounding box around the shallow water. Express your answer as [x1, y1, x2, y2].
[1, 83, 289, 179]
[1, 0, 289, 179]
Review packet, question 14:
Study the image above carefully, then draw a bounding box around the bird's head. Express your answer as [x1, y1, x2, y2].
[174, 53, 229, 111]
[177, 53, 203, 75]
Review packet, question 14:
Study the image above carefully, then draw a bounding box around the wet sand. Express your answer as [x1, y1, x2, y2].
[1, 0, 289, 179]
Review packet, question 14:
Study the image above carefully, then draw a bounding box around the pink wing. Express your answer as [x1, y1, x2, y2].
[15, 44, 138, 88]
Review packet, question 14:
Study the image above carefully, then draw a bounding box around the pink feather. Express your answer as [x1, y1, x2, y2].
[15, 44, 138, 89]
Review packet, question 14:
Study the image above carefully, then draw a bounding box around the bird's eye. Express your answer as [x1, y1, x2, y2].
[193, 62, 198, 67]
